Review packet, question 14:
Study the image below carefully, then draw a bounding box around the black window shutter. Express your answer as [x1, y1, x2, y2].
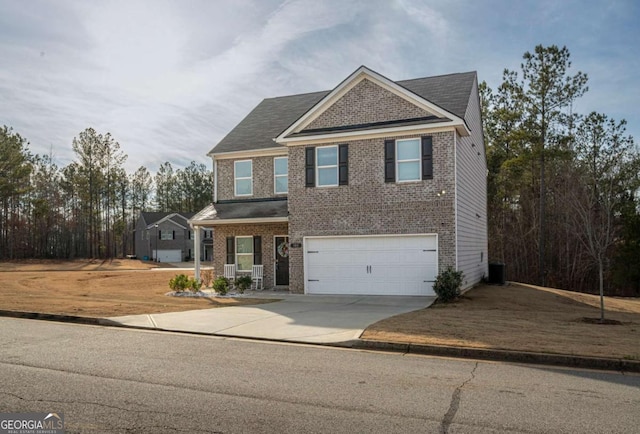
[305, 147, 315, 187]
[253, 236, 262, 265]
[384, 139, 395, 182]
[226, 237, 235, 264]
[158, 230, 161, 239]
[172, 230, 175, 240]
[338, 144, 348, 185]
[421, 136, 433, 180]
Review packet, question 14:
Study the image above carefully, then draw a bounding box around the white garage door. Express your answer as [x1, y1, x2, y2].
[305, 235, 438, 296]
[155, 249, 182, 263]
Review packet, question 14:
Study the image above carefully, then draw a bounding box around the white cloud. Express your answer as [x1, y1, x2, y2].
[0, 0, 638, 174]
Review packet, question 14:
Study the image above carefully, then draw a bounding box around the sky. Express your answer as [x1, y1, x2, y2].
[1, 0, 638, 173]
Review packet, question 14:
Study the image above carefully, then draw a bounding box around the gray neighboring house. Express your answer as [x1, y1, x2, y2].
[190, 66, 487, 294]
[134, 212, 213, 263]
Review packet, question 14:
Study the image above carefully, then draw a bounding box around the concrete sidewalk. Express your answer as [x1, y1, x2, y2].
[107, 294, 435, 344]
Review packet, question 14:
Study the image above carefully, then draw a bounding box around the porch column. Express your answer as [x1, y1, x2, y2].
[193, 224, 201, 281]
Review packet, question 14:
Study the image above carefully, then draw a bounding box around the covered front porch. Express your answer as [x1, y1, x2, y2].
[189, 199, 289, 290]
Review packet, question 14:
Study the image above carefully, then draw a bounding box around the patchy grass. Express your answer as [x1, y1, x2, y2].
[0, 258, 163, 272]
[362, 283, 640, 359]
[0, 260, 276, 317]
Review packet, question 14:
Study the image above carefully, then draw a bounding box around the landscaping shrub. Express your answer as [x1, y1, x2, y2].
[235, 275, 252, 294]
[169, 274, 190, 292]
[201, 269, 214, 288]
[433, 267, 464, 302]
[212, 276, 229, 296]
[189, 277, 203, 293]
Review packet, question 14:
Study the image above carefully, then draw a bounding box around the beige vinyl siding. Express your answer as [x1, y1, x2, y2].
[455, 76, 489, 289]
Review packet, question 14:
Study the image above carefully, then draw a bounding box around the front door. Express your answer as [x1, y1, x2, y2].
[274, 236, 289, 286]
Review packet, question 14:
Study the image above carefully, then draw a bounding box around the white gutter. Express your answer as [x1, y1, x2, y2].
[195, 217, 289, 226]
[213, 155, 218, 203]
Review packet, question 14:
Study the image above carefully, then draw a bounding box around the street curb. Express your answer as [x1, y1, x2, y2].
[0, 310, 109, 325]
[2, 310, 638, 373]
[353, 340, 640, 373]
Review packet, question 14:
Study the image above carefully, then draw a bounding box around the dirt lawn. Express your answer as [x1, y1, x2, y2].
[362, 283, 640, 359]
[0, 260, 276, 317]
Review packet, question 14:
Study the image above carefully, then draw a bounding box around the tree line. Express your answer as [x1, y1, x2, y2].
[0, 126, 212, 260]
[481, 45, 640, 296]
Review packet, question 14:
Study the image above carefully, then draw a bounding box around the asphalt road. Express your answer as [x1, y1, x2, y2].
[0, 318, 638, 433]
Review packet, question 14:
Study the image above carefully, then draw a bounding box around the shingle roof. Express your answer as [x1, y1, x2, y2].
[397, 72, 476, 121]
[209, 70, 476, 155]
[189, 199, 288, 223]
[141, 211, 195, 226]
[210, 91, 328, 154]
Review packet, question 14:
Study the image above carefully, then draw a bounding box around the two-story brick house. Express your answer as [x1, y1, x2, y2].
[190, 66, 487, 295]
[134, 212, 213, 262]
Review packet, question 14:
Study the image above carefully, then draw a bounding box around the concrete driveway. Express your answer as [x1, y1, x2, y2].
[107, 294, 435, 344]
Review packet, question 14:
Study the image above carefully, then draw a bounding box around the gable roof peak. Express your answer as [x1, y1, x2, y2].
[275, 66, 470, 142]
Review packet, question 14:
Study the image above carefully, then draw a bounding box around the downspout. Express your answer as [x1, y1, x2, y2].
[454, 132, 458, 271]
[212, 155, 218, 203]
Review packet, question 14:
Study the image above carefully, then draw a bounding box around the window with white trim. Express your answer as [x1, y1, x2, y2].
[160, 230, 173, 240]
[235, 236, 253, 272]
[316, 146, 338, 187]
[234, 160, 252, 196]
[396, 138, 421, 182]
[274, 157, 288, 194]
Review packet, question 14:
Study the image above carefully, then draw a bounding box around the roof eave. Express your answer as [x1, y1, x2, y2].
[208, 146, 287, 160]
[276, 121, 469, 145]
[190, 216, 289, 226]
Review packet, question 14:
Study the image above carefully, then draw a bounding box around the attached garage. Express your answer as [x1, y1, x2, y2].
[154, 249, 182, 263]
[304, 235, 438, 296]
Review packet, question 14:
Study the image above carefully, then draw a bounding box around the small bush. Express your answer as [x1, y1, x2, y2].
[201, 269, 214, 288]
[169, 274, 190, 292]
[235, 275, 252, 294]
[189, 277, 203, 293]
[433, 267, 464, 302]
[212, 276, 229, 296]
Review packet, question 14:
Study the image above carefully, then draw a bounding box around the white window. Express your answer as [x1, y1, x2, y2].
[235, 236, 253, 272]
[316, 146, 338, 187]
[396, 138, 421, 182]
[160, 230, 173, 240]
[234, 160, 252, 196]
[274, 157, 288, 194]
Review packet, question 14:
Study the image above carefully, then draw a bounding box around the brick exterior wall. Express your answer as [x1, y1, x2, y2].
[304, 78, 432, 131]
[213, 222, 289, 289]
[287, 131, 457, 293]
[217, 155, 287, 201]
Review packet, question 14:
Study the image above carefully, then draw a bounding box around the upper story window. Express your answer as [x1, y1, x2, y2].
[274, 157, 288, 194]
[385, 136, 432, 183]
[160, 230, 174, 240]
[316, 146, 338, 187]
[234, 160, 252, 196]
[305, 144, 348, 187]
[396, 138, 421, 182]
